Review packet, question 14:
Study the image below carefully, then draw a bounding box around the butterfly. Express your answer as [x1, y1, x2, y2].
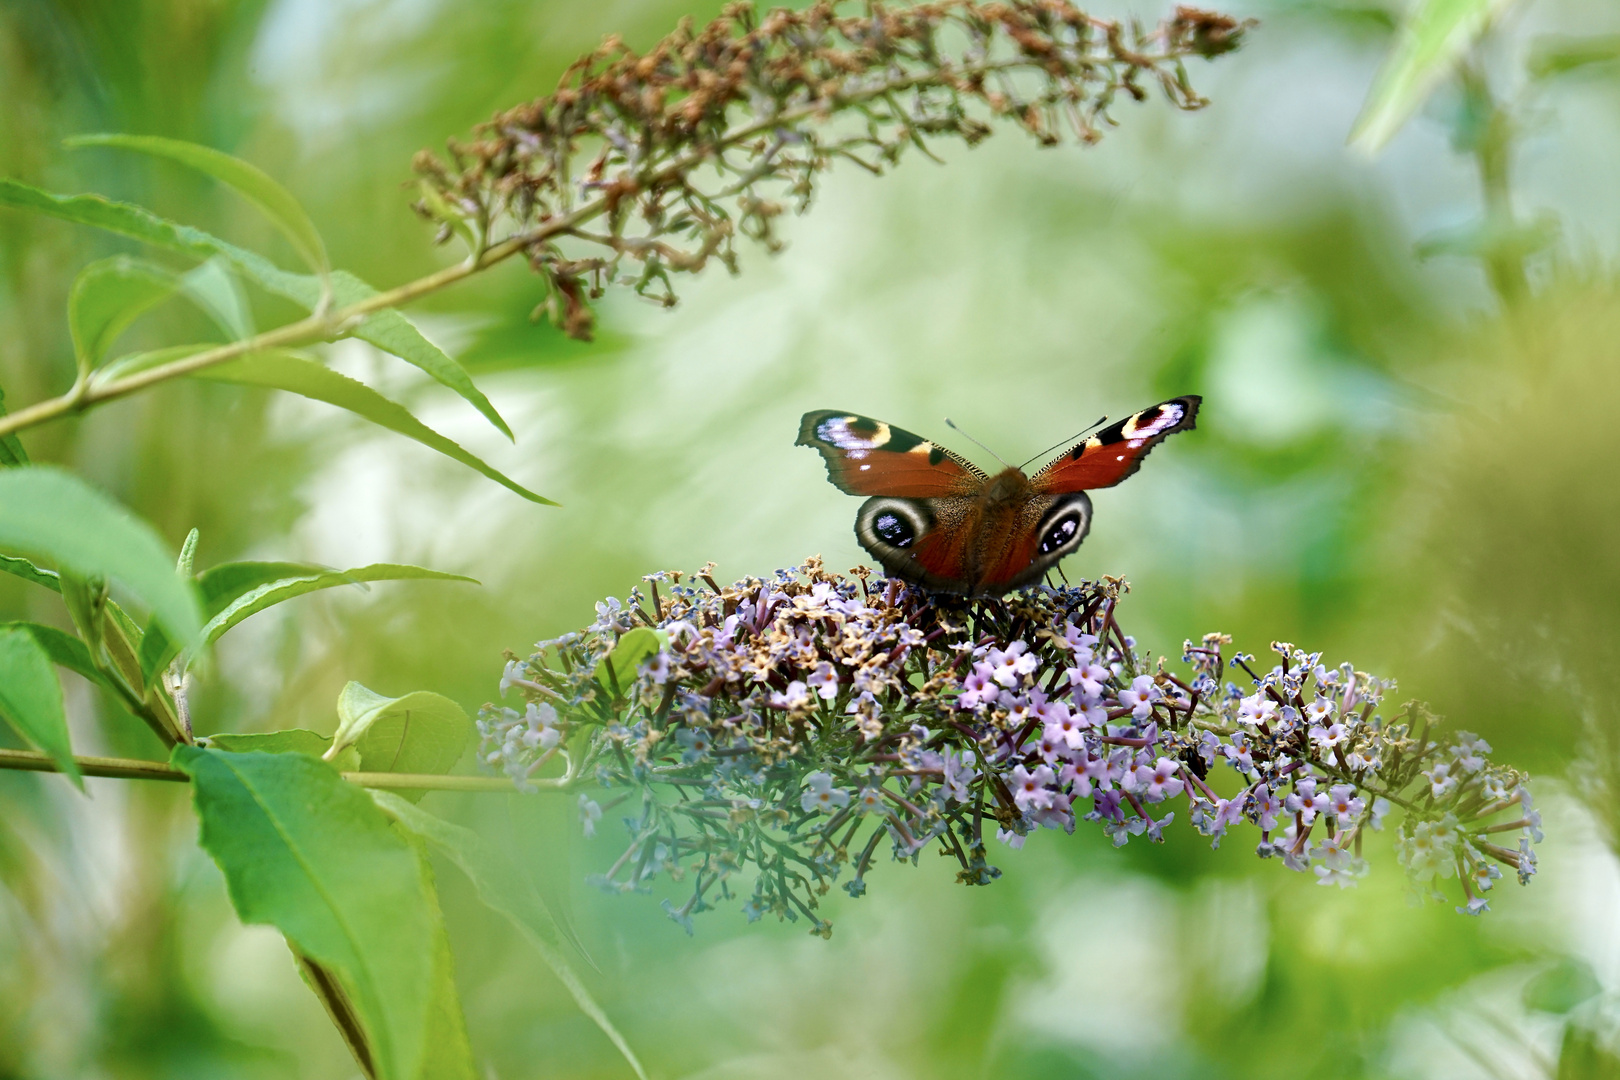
[797, 396, 1201, 596]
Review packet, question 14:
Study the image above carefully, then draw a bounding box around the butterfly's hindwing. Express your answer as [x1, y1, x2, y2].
[855, 495, 988, 592]
[998, 493, 1092, 590]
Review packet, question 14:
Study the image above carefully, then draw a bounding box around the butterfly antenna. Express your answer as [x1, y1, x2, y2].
[1018, 414, 1108, 470]
[944, 417, 1013, 470]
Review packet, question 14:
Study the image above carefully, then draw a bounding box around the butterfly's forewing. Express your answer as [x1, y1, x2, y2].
[1031, 396, 1201, 493]
[797, 411, 985, 497]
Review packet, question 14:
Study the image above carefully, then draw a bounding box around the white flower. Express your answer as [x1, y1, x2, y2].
[771, 680, 812, 710]
[853, 786, 885, 815]
[578, 795, 602, 838]
[521, 702, 562, 750]
[806, 661, 839, 700]
[800, 772, 850, 813]
[1236, 693, 1277, 726]
[1422, 761, 1458, 799]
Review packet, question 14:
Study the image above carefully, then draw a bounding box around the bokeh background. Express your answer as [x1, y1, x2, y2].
[4, 0, 1620, 1076]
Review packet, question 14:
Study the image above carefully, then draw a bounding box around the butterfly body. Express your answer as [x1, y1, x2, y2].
[798, 396, 1200, 596]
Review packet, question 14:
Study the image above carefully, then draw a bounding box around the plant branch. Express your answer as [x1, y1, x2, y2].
[0, 747, 566, 791]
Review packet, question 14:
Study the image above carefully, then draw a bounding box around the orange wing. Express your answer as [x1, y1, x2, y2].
[798, 411, 985, 498]
[1031, 396, 1200, 493]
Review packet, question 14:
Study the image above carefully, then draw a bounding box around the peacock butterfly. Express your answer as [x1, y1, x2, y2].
[797, 396, 1201, 596]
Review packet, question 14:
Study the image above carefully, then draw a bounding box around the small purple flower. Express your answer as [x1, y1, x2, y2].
[987, 640, 1038, 688]
[1326, 784, 1365, 822]
[1011, 764, 1057, 811]
[1118, 675, 1160, 720]
[958, 664, 1000, 711]
[1236, 693, 1276, 726]
[1309, 721, 1350, 752]
[1129, 757, 1185, 802]
[1253, 784, 1283, 831]
[1066, 662, 1109, 705]
[1285, 778, 1329, 824]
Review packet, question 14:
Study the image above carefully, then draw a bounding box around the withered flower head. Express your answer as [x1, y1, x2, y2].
[415, 0, 1251, 339]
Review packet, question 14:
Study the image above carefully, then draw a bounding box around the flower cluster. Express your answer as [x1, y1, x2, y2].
[480, 561, 1540, 935]
[414, 0, 1247, 338]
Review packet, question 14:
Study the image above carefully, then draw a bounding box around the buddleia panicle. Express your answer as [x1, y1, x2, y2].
[480, 560, 1540, 936]
[414, 1, 1249, 339]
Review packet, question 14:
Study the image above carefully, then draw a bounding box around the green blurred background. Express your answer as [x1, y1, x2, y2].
[4, 0, 1620, 1076]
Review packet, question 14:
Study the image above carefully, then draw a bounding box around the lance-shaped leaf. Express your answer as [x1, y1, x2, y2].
[1, 621, 106, 689]
[0, 625, 82, 789]
[0, 467, 201, 647]
[198, 562, 478, 650]
[196, 559, 332, 614]
[0, 178, 512, 440]
[68, 256, 177, 373]
[371, 792, 648, 1080]
[1350, 0, 1516, 152]
[68, 134, 330, 276]
[330, 683, 470, 802]
[0, 553, 60, 593]
[94, 346, 545, 504]
[180, 256, 255, 340]
[174, 747, 435, 1080]
[0, 380, 31, 466]
[194, 351, 545, 503]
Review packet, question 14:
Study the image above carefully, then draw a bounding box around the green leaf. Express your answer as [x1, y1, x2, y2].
[324, 272, 514, 442]
[0, 179, 512, 441]
[0, 553, 61, 593]
[1349, 0, 1516, 152]
[173, 747, 434, 1080]
[208, 729, 360, 772]
[332, 683, 470, 801]
[1525, 958, 1603, 1015]
[198, 562, 478, 651]
[596, 627, 670, 691]
[194, 350, 541, 501]
[58, 572, 107, 661]
[0, 468, 201, 647]
[0, 625, 81, 789]
[1, 621, 106, 689]
[69, 134, 330, 276]
[68, 256, 178, 373]
[371, 792, 649, 1080]
[1528, 33, 1620, 81]
[1554, 1021, 1620, 1079]
[0, 381, 29, 466]
[136, 622, 176, 687]
[180, 256, 255, 340]
[415, 862, 479, 1080]
[196, 559, 332, 614]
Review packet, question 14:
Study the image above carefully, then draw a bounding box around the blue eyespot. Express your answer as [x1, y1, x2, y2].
[874, 512, 914, 548]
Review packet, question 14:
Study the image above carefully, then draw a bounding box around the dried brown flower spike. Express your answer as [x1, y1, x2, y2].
[414, 1, 1251, 338]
